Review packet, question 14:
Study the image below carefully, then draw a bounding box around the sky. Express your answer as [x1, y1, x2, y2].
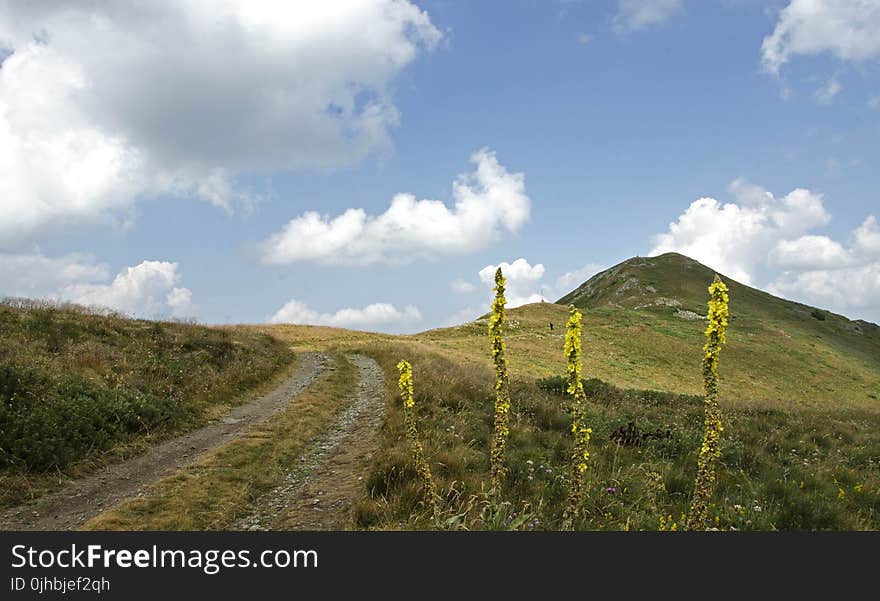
[1, 0, 879, 331]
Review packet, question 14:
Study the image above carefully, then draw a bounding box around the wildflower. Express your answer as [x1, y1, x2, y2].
[854, 484, 864, 493]
[686, 275, 729, 531]
[659, 514, 680, 532]
[488, 268, 512, 491]
[605, 487, 617, 495]
[397, 360, 439, 517]
[562, 304, 592, 528]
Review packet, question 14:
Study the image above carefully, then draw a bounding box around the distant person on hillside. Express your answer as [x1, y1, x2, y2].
[548, 322, 554, 331]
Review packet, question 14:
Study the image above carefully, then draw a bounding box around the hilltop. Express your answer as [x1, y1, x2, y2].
[3, 254, 879, 531]
[417, 253, 880, 408]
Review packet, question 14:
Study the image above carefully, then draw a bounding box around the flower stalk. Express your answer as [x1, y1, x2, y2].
[562, 304, 591, 529]
[489, 267, 511, 491]
[686, 275, 729, 530]
[397, 360, 439, 517]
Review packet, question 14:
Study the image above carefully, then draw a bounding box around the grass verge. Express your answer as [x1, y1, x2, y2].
[352, 342, 880, 530]
[82, 353, 357, 530]
[0, 300, 294, 509]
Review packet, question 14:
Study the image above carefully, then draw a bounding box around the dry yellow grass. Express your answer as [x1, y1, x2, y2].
[83, 353, 357, 531]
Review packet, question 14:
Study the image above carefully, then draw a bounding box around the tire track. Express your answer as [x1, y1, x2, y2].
[235, 354, 385, 531]
[0, 352, 329, 531]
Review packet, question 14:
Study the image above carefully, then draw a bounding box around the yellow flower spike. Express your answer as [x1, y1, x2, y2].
[488, 268, 512, 492]
[686, 276, 730, 531]
[562, 304, 593, 529]
[397, 360, 439, 517]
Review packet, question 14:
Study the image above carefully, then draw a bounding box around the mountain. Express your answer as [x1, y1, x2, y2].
[560, 252, 878, 333]
[418, 253, 880, 408]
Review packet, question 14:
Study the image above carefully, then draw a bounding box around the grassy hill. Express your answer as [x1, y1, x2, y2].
[416, 253, 880, 409]
[0, 299, 294, 507]
[4, 251, 879, 530]
[329, 253, 880, 529]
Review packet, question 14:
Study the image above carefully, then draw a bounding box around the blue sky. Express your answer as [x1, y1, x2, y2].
[1, 1, 879, 329]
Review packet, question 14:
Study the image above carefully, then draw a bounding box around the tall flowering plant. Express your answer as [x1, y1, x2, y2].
[687, 276, 729, 530]
[397, 360, 439, 516]
[489, 268, 511, 491]
[562, 305, 592, 528]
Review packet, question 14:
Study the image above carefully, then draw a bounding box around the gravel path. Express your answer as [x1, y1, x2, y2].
[0, 352, 329, 531]
[234, 354, 385, 531]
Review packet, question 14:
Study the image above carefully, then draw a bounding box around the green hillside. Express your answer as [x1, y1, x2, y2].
[349, 253, 880, 530]
[0, 299, 294, 507]
[416, 253, 880, 408]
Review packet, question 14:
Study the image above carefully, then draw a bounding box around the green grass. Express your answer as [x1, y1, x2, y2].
[0, 299, 294, 508]
[5, 251, 879, 531]
[84, 353, 357, 531]
[349, 343, 880, 530]
[415, 253, 880, 408]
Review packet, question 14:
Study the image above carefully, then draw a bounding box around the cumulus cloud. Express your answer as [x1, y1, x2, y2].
[268, 299, 421, 332]
[766, 215, 880, 319]
[58, 261, 196, 318]
[767, 264, 880, 317]
[0, 252, 196, 318]
[768, 235, 850, 270]
[444, 305, 482, 327]
[450, 278, 476, 294]
[762, 0, 880, 73]
[479, 258, 546, 307]
[556, 263, 605, 295]
[651, 182, 880, 322]
[650, 179, 829, 285]
[0, 252, 109, 296]
[613, 0, 683, 32]
[259, 149, 530, 265]
[854, 215, 880, 256]
[0, 1, 440, 247]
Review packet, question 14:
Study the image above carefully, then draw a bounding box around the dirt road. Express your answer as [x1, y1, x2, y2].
[235, 354, 386, 531]
[0, 352, 329, 531]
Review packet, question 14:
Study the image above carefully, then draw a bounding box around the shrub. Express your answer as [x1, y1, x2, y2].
[0, 366, 188, 470]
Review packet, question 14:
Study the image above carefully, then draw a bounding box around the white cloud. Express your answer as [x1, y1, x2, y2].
[651, 182, 880, 322]
[815, 77, 842, 104]
[762, 0, 880, 73]
[767, 264, 880, 316]
[650, 179, 829, 285]
[450, 278, 476, 294]
[766, 215, 880, 320]
[259, 149, 530, 265]
[556, 262, 605, 295]
[268, 299, 421, 332]
[444, 305, 482, 327]
[479, 258, 546, 308]
[57, 261, 196, 318]
[576, 33, 594, 45]
[869, 95, 880, 109]
[0, 252, 109, 296]
[0, 1, 440, 247]
[613, 0, 683, 32]
[854, 215, 880, 256]
[769, 235, 850, 270]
